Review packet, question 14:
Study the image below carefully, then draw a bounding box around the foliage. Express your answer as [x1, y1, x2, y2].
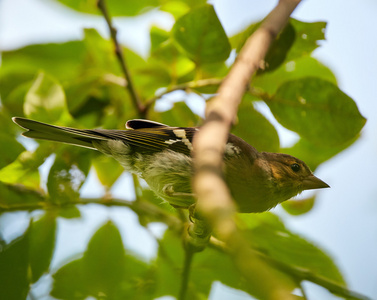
[0, 1, 366, 300]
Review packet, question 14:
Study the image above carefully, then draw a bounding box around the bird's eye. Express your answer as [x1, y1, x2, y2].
[291, 163, 300, 172]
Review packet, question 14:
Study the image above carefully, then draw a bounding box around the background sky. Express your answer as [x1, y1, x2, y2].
[1, 0, 377, 299]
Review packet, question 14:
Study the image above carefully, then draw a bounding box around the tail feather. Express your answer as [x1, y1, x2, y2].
[12, 117, 108, 150]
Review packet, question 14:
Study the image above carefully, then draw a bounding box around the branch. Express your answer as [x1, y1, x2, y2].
[192, 0, 303, 299]
[209, 237, 371, 300]
[179, 245, 195, 300]
[97, 0, 145, 117]
[1, 193, 370, 300]
[144, 78, 223, 110]
[0, 196, 182, 231]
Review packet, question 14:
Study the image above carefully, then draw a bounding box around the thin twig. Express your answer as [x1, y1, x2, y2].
[97, 0, 145, 117]
[178, 246, 195, 300]
[144, 78, 223, 109]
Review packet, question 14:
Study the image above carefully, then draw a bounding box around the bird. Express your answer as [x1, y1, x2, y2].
[12, 117, 329, 213]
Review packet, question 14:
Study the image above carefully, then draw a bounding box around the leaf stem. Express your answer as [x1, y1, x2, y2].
[97, 0, 145, 117]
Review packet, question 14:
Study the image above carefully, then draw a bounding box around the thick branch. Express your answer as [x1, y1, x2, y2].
[97, 0, 145, 117]
[192, 0, 302, 299]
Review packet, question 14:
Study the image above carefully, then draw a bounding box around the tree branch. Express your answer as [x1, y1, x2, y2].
[144, 78, 223, 110]
[191, 0, 303, 299]
[209, 237, 371, 300]
[0, 194, 370, 300]
[97, 0, 145, 117]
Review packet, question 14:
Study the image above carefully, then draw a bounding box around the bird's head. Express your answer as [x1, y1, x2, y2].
[262, 152, 329, 202]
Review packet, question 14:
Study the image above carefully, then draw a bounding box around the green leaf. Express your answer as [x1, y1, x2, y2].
[150, 26, 170, 53]
[231, 18, 326, 63]
[51, 221, 153, 299]
[159, 1, 190, 19]
[93, 154, 124, 188]
[82, 221, 127, 296]
[149, 39, 196, 81]
[284, 135, 358, 170]
[172, 4, 231, 64]
[259, 22, 295, 73]
[47, 146, 91, 204]
[239, 213, 345, 285]
[55, 0, 159, 16]
[267, 77, 366, 146]
[0, 230, 30, 300]
[24, 72, 71, 123]
[0, 40, 86, 84]
[232, 98, 280, 152]
[29, 212, 57, 282]
[0, 143, 54, 189]
[0, 181, 45, 209]
[155, 229, 294, 299]
[254, 56, 337, 95]
[286, 19, 327, 61]
[281, 196, 316, 216]
[1, 79, 33, 117]
[0, 133, 25, 169]
[152, 101, 200, 127]
[58, 206, 81, 219]
[51, 259, 87, 299]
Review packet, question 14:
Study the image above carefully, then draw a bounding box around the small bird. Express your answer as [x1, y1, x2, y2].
[12, 117, 329, 213]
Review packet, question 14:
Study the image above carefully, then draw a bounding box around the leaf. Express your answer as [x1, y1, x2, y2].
[93, 154, 124, 188]
[253, 56, 337, 95]
[0, 143, 54, 189]
[232, 98, 280, 152]
[0, 228, 30, 300]
[259, 22, 296, 73]
[29, 212, 57, 282]
[281, 196, 316, 216]
[284, 135, 358, 170]
[231, 18, 326, 63]
[239, 213, 345, 285]
[286, 19, 327, 61]
[0, 181, 45, 210]
[51, 221, 153, 299]
[267, 77, 366, 146]
[0, 40, 86, 83]
[153, 101, 200, 127]
[47, 146, 91, 204]
[0, 132, 25, 169]
[1, 79, 33, 117]
[150, 26, 170, 53]
[51, 259, 87, 300]
[149, 39, 196, 80]
[24, 72, 71, 123]
[55, 0, 159, 16]
[172, 4, 231, 64]
[82, 221, 127, 296]
[155, 229, 294, 300]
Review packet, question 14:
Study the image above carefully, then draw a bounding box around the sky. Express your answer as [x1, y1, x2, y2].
[1, 0, 377, 299]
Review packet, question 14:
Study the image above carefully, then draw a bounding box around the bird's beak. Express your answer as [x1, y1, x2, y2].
[302, 174, 330, 190]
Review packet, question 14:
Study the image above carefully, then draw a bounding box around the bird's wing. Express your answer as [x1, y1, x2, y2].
[94, 126, 197, 155]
